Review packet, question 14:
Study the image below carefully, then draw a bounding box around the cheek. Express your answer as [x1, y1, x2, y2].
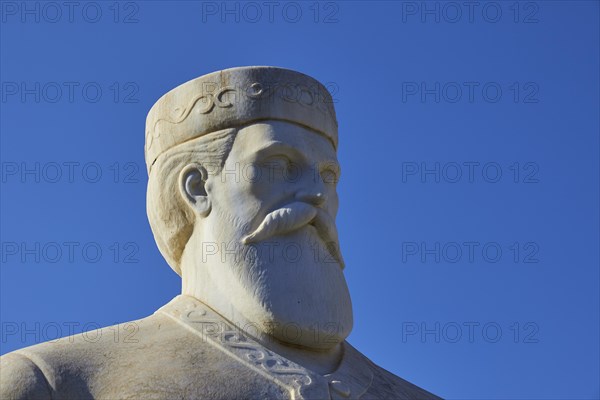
[247, 168, 298, 202]
[233, 184, 262, 213]
[326, 188, 340, 216]
[211, 176, 261, 221]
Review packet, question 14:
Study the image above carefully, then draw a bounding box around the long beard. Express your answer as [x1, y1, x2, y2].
[207, 205, 353, 348]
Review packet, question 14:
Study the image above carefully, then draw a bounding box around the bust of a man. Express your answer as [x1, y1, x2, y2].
[1, 67, 439, 399]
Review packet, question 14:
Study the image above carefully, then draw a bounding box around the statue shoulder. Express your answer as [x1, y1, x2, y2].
[367, 361, 443, 399]
[0, 312, 178, 399]
[0, 352, 52, 400]
[371, 364, 443, 399]
[343, 342, 442, 399]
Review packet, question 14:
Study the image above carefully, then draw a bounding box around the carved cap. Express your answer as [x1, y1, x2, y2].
[145, 66, 338, 173]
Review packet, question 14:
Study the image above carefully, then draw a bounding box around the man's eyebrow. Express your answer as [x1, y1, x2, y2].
[252, 141, 305, 161]
[251, 141, 340, 172]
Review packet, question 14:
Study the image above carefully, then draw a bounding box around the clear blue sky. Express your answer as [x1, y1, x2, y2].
[1, 1, 598, 398]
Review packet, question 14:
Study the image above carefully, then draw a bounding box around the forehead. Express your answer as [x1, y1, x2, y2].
[231, 121, 337, 162]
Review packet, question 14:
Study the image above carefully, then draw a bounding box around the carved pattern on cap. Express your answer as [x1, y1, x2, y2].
[147, 81, 335, 147]
[145, 67, 339, 174]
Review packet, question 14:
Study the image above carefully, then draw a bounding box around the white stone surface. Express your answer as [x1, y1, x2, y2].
[0, 67, 440, 399]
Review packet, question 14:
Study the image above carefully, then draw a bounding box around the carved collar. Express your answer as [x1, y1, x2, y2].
[156, 295, 373, 400]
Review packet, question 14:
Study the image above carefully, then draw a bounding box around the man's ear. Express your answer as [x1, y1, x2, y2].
[179, 164, 211, 217]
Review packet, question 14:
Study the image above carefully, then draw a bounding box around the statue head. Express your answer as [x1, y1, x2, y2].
[145, 67, 352, 351]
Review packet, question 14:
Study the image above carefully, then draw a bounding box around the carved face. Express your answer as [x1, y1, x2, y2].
[182, 120, 353, 349]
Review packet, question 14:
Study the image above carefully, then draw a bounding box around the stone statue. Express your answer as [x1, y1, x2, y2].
[0, 67, 440, 399]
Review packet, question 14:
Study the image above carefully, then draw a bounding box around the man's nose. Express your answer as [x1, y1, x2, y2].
[295, 190, 326, 207]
